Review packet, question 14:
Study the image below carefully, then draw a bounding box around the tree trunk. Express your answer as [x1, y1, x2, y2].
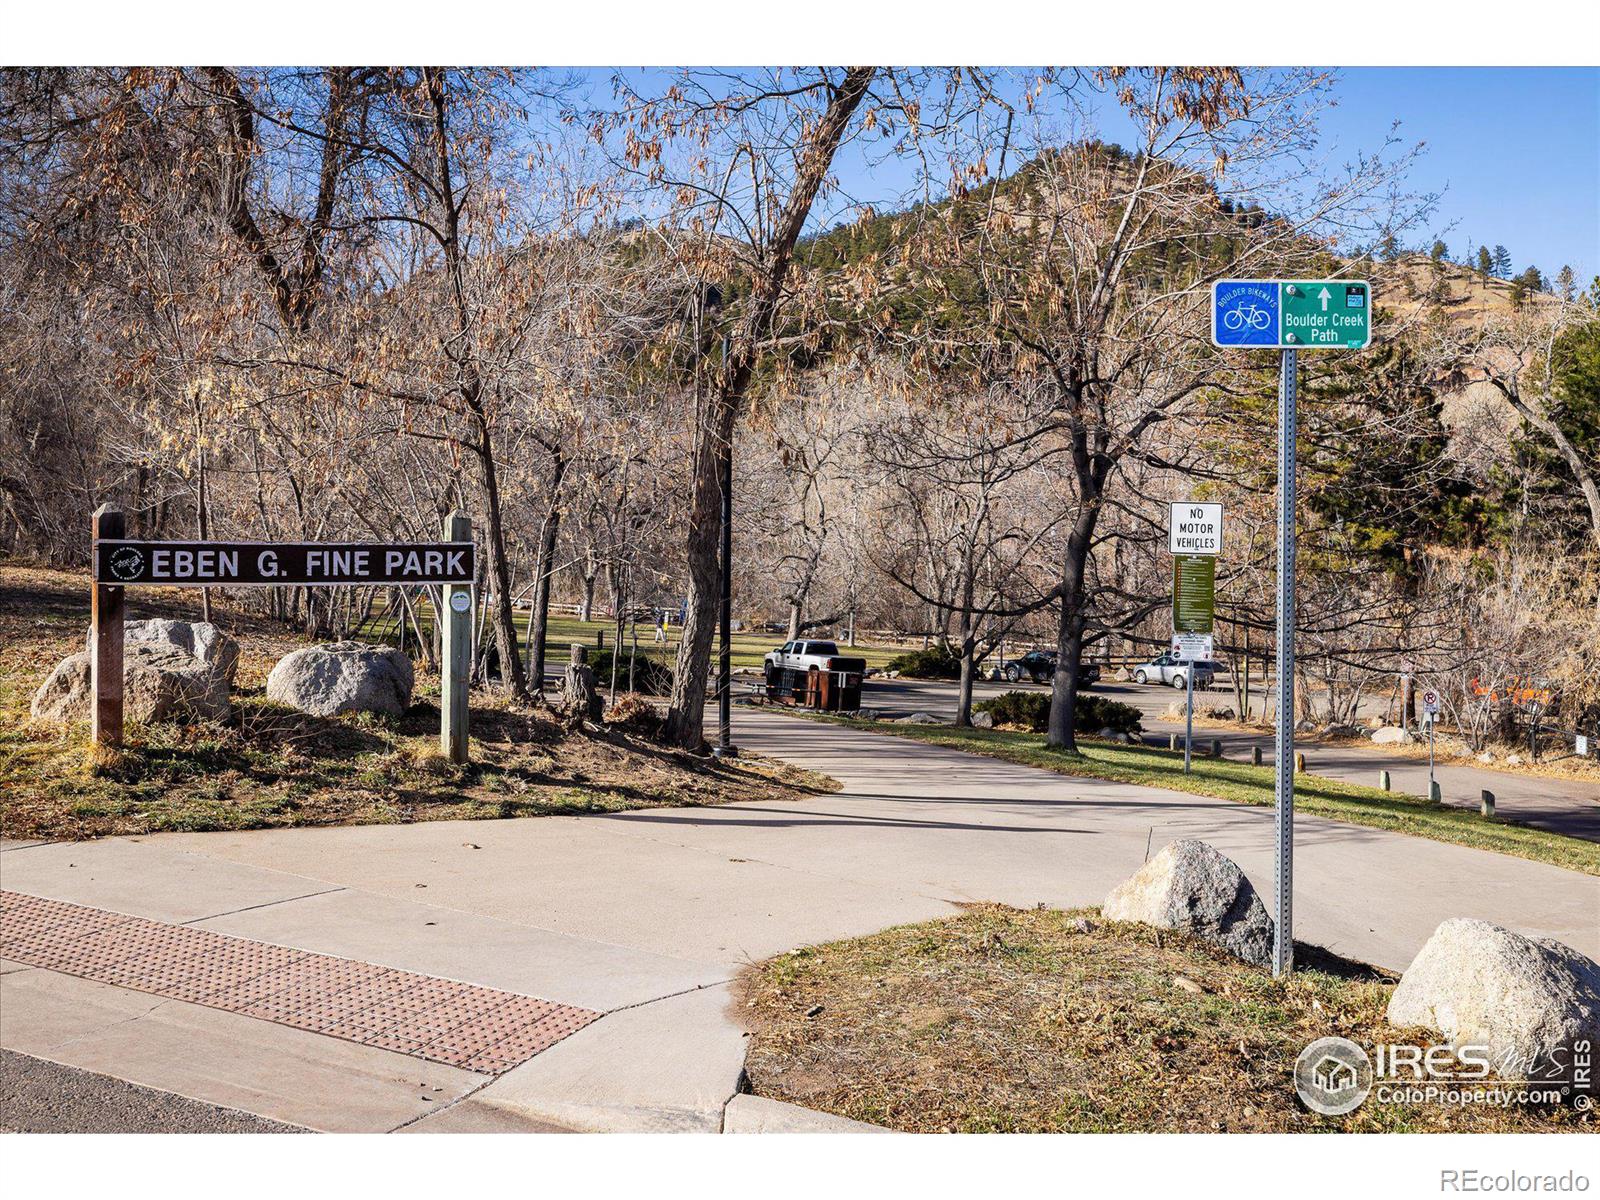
[1047, 508, 1098, 752]
[663, 391, 735, 748]
[526, 449, 566, 693]
[579, 566, 596, 622]
[661, 66, 876, 750]
[956, 636, 976, 727]
[473, 436, 530, 701]
[786, 601, 803, 642]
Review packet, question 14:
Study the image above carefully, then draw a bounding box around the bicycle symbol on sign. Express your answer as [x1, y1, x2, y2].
[1223, 302, 1273, 332]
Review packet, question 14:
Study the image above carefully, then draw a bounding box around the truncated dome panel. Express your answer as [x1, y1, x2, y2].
[0, 890, 601, 1075]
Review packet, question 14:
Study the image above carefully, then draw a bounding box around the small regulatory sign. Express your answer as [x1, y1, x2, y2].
[1213, 280, 1371, 350]
[1172, 555, 1216, 635]
[1171, 632, 1214, 663]
[1169, 502, 1223, 555]
[1419, 687, 1441, 725]
[94, 540, 476, 587]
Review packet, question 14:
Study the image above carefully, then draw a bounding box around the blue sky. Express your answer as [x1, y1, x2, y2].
[1325, 68, 1598, 284]
[590, 67, 1598, 285]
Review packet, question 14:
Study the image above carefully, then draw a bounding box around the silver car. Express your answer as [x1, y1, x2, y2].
[1132, 652, 1215, 690]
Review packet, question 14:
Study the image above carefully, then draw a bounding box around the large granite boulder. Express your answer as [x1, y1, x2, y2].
[266, 641, 414, 718]
[87, 619, 240, 685]
[1102, 838, 1275, 968]
[32, 644, 231, 725]
[1387, 918, 1600, 1076]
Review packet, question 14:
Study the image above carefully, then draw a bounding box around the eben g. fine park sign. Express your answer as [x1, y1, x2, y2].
[93, 540, 476, 587]
[1212, 279, 1371, 350]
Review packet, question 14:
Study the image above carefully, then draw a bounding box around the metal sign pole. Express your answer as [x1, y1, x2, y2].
[1184, 668, 1194, 773]
[1273, 347, 1297, 978]
[1429, 719, 1436, 798]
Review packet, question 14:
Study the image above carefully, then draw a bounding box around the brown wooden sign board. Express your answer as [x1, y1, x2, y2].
[88, 513, 477, 766]
[93, 540, 474, 587]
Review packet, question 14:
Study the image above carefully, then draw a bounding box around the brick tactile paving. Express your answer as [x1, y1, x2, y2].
[0, 889, 600, 1074]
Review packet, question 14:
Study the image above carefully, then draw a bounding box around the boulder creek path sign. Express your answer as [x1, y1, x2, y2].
[93, 540, 475, 587]
[1212, 279, 1371, 350]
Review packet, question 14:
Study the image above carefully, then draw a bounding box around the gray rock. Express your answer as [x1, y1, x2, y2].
[1371, 726, 1414, 745]
[971, 710, 994, 728]
[1102, 838, 1275, 968]
[1388, 918, 1600, 1076]
[32, 644, 230, 725]
[1166, 701, 1237, 721]
[266, 641, 414, 717]
[896, 712, 941, 725]
[88, 619, 240, 685]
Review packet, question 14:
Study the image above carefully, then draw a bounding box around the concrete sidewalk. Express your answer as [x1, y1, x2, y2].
[3, 708, 1596, 1132]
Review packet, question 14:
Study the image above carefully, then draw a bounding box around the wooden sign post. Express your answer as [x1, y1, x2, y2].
[440, 511, 473, 764]
[90, 504, 126, 748]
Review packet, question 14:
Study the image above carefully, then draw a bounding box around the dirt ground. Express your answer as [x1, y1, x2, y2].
[1, 565, 835, 841]
[737, 905, 1591, 1134]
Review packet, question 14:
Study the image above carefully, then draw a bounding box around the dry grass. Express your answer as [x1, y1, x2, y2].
[736, 905, 1591, 1134]
[1, 565, 836, 840]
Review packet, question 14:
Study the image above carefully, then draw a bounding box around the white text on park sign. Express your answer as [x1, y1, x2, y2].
[1169, 503, 1223, 556]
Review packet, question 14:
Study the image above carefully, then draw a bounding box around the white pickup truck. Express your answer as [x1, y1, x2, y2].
[763, 639, 868, 709]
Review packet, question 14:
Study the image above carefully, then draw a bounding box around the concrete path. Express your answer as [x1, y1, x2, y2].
[3, 709, 1596, 1133]
[864, 676, 1600, 839]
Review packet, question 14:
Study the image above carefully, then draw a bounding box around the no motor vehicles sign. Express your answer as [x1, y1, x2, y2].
[93, 540, 476, 587]
[1169, 502, 1223, 555]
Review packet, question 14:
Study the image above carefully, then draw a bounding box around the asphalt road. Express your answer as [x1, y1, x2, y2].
[1, 1048, 304, 1134]
[851, 675, 1600, 841]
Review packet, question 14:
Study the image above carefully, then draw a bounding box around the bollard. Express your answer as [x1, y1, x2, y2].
[1294, 751, 1306, 773]
[1211, 738, 1223, 758]
[1379, 770, 1390, 791]
[1480, 790, 1495, 817]
[1252, 745, 1262, 767]
[1168, 733, 1179, 752]
[1430, 780, 1442, 803]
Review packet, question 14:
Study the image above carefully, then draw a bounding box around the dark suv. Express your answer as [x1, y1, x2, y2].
[999, 650, 1100, 688]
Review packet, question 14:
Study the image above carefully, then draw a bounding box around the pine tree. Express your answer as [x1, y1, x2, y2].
[1556, 265, 1576, 302]
[1379, 230, 1400, 261]
[1429, 238, 1448, 262]
[1476, 245, 1493, 276]
[1492, 245, 1512, 278]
